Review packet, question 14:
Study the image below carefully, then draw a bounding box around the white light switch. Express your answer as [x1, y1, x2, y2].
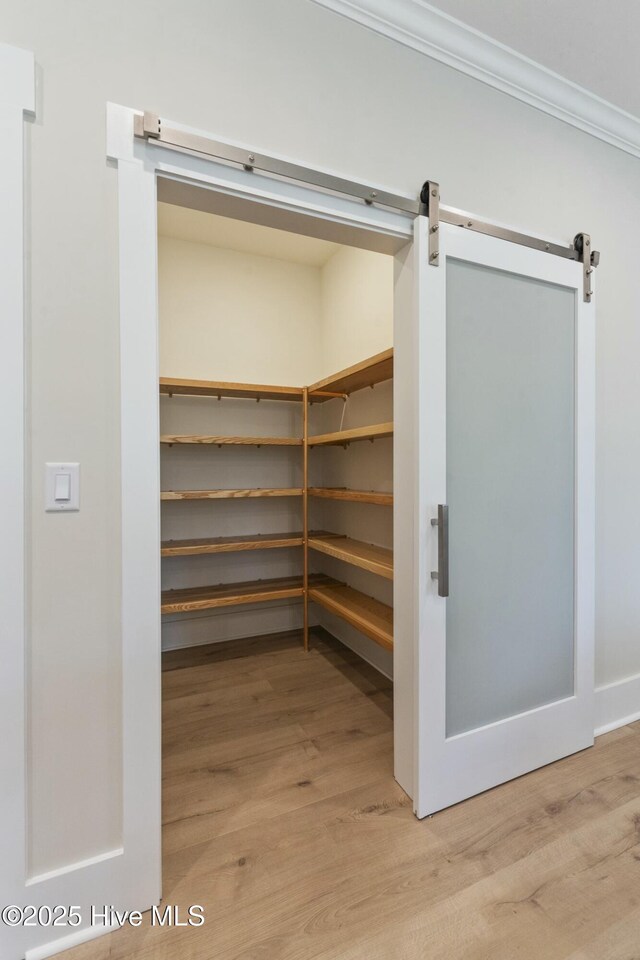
[46, 463, 79, 512]
[54, 472, 71, 502]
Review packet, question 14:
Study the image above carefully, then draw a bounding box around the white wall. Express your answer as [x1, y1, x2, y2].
[4, 0, 640, 878]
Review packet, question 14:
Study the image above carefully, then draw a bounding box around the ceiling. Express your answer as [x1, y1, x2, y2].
[429, 0, 640, 118]
[157, 202, 339, 267]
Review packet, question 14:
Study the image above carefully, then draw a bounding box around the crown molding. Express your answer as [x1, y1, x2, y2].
[311, 0, 640, 160]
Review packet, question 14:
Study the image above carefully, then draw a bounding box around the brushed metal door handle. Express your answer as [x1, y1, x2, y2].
[430, 504, 449, 597]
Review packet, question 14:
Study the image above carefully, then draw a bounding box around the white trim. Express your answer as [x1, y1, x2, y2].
[0, 41, 34, 960]
[18, 849, 129, 960]
[113, 126, 163, 914]
[595, 673, 640, 736]
[25, 847, 124, 887]
[107, 101, 418, 954]
[311, 0, 640, 159]
[393, 215, 429, 800]
[0, 41, 34, 110]
[25, 922, 120, 960]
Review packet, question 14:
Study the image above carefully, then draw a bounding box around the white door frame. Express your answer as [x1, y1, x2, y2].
[415, 221, 595, 818]
[1, 41, 33, 960]
[106, 100, 417, 913]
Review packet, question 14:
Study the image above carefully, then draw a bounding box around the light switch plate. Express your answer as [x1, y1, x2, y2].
[45, 462, 80, 512]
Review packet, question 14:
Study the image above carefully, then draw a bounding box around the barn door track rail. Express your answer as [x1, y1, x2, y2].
[132, 113, 599, 302]
[134, 111, 419, 216]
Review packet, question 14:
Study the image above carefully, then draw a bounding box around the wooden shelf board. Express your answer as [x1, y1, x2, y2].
[161, 532, 304, 557]
[308, 487, 393, 506]
[308, 533, 393, 579]
[161, 434, 302, 446]
[308, 348, 393, 400]
[160, 377, 303, 403]
[308, 579, 393, 651]
[308, 422, 393, 447]
[162, 573, 330, 614]
[161, 488, 303, 501]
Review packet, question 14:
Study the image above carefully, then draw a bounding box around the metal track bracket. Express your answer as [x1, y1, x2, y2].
[421, 180, 440, 266]
[574, 232, 598, 303]
[141, 112, 161, 140]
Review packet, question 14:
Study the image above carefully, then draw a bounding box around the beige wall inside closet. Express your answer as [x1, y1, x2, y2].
[158, 205, 394, 672]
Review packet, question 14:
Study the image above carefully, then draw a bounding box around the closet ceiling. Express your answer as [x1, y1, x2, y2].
[431, 0, 640, 117]
[158, 203, 339, 267]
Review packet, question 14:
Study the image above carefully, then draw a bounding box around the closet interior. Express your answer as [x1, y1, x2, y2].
[158, 197, 394, 679]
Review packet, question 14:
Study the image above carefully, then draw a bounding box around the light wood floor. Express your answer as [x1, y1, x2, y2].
[61, 630, 640, 960]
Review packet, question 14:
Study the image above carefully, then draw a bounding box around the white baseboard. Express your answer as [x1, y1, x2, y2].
[25, 921, 120, 960]
[26, 847, 123, 887]
[594, 672, 640, 736]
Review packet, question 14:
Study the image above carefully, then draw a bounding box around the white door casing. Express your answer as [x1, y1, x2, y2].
[106, 101, 417, 947]
[414, 220, 595, 818]
[1, 40, 33, 960]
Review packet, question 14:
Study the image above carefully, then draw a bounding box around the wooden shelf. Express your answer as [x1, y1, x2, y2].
[158, 359, 394, 646]
[308, 348, 393, 401]
[308, 533, 393, 580]
[162, 532, 303, 557]
[161, 434, 302, 446]
[161, 488, 303, 501]
[162, 573, 330, 614]
[308, 422, 393, 447]
[308, 487, 392, 506]
[308, 579, 393, 651]
[160, 377, 303, 403]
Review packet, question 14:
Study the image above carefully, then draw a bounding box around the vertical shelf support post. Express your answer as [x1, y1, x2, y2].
[303, 386, 309, 651]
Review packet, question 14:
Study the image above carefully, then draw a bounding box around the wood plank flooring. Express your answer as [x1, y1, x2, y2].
[59, 630, 640, 960]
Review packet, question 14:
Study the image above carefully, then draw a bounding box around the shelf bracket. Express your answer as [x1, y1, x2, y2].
[421, 180, 440, 266]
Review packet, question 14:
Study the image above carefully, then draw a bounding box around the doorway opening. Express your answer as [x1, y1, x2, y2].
[155, 172, 415, 878]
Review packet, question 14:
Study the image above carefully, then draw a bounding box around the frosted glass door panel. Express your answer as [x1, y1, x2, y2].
[445, 260, 575, 737]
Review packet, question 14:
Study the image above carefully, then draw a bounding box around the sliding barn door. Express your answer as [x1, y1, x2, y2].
[414, 221, 595, 817]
